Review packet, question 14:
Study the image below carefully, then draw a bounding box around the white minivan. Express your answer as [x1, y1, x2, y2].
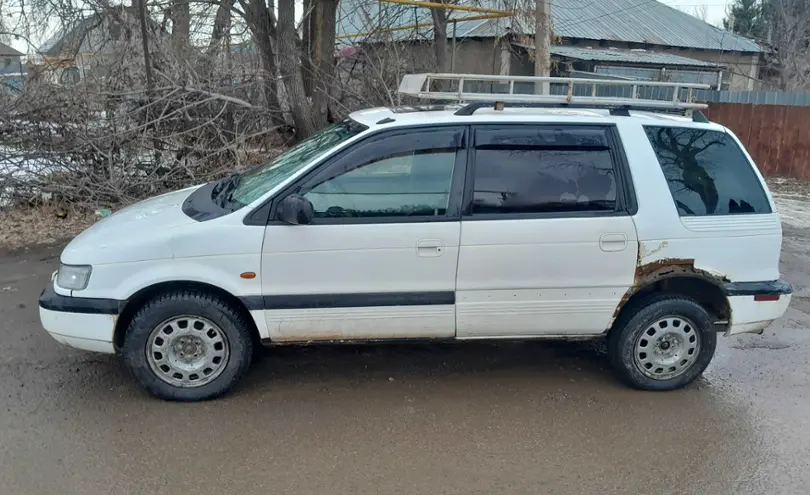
[39, 75, 792, 401]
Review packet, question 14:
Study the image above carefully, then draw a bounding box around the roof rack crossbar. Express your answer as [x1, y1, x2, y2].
[452, 101, 709, 122]
[398, 73, 710, 114]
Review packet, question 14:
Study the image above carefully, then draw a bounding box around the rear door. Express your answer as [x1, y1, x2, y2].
[260, 126, 468, 342]
[455, 124, 639, 337]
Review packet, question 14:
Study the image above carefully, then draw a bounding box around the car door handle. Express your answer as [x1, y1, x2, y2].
[416, 239, 445, 257]
[599, 233, 628, 252]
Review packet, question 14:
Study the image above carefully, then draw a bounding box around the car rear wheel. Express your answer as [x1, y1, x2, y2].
[122, 290, 254, 401]
[608, 294, 717, 391]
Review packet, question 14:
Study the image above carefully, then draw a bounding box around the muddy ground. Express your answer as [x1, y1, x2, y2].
[1, 223, 810, 494]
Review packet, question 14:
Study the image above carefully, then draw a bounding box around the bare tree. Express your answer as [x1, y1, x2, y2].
[0, 0, 423, 220]
[303, 0, 339, 120]
[768, 0, 810, 89]
[430, 1, 451, 74]
[692, 4, 710, 22]
[170, 0, 191, 55]
[206, 0, 233, 58]
[278, 0, 319, 138]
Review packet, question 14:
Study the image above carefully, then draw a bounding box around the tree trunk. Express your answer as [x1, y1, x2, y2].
[278, 0, 320, 139]
[207, 0, 234, 57]
[302, 0, 315, 96]
[243, 0, 284, 125]
[310, 0, 338, 120]
[430, 3, 450, 73]
[170, 0, 191, 56]
[534, 0, 551, 94]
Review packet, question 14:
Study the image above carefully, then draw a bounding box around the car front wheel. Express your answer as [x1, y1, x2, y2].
[122, 290, 254, 401]
[608, 294, 717, 391]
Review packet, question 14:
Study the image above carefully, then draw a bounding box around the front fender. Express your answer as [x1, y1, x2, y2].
[79, 255, 263, 301]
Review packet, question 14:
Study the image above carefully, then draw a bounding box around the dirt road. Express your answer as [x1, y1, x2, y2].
[2, 227, 810, 494]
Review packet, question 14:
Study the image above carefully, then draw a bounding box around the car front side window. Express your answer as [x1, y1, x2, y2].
[303, 149, 456, 219]
[231, 119, 368, 206]
[281, 127, 466, 223]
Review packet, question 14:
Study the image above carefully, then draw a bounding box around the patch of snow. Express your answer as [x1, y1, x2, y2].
[0, 146, 61, 206]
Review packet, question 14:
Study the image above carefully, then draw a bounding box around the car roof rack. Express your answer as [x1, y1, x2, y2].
[397, 73, 710, 121]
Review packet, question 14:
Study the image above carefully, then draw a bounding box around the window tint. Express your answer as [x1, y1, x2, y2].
[475, 127, 609, 148]
[645, 127, 772, 216]
[472, 148, 617, 215]
[232, 119, 367, 205]
[304, 149, 456, 218]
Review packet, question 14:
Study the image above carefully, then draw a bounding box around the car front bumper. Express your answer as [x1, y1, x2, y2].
[38, 285, 121, 354]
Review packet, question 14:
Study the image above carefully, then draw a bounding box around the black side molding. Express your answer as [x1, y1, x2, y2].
[239, 295, 264, 311]
[240, 291, 455, 311]
[724, 279, 793, 297]
[39, 285, 122, 315]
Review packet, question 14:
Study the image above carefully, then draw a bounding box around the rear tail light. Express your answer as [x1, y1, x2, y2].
[754, 295, 780, 302]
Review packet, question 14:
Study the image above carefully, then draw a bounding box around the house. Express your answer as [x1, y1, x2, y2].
[34, 7, 163, 85]
[0, 42, 26, 91]
[0, 42, 24, 70]
[336, 0, 763, 91]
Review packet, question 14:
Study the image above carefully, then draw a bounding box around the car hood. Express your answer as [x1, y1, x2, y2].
[61, 185, 202, 265]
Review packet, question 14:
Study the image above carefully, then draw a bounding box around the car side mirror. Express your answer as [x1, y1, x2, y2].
[276, 194, 314, 225]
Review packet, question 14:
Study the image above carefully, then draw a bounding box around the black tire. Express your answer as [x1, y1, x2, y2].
[122, 290, 254, 401]
[608, 294, 717, 391]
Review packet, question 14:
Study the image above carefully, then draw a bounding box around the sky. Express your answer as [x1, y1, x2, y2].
[5, 0, 732, 55]
[663, 0, 731, 26]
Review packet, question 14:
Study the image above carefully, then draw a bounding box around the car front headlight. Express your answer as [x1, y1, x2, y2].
[56, 264, 93, 290]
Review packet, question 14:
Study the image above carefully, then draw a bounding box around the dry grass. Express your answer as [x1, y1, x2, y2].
[0, 205, 96, 253]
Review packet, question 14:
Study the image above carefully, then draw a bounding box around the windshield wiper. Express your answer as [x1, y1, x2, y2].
[212, 173, 242, 209]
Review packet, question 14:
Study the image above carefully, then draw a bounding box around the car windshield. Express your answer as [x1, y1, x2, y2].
[230, 119, 368, 205]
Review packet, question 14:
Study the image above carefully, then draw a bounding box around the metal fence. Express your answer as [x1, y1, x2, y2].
[443, 75, 810, 107]
[562, 71, 810, 107]
[696, 90, 810, 106]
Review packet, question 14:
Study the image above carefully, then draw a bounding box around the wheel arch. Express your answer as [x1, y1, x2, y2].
[113, 281, 261, 352]
[610, 263, 731, 335]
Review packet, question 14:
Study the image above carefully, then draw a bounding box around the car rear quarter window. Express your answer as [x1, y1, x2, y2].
[644, 126, 772, 216]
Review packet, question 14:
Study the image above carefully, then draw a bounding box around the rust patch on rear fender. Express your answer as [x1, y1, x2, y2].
[610, 256, 729, 325]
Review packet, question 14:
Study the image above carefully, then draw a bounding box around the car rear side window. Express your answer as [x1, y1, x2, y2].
[470, 126, 619, 216]
[644, 126, 772, 216]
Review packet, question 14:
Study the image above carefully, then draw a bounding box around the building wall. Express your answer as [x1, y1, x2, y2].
[427, 38, 760, 92]
[1, 55, 23, 70]
[674, 50, 761, 90]
[380, 39, 499, 74]
[451, 39, 500, 74]
[561, 39, 761, 91]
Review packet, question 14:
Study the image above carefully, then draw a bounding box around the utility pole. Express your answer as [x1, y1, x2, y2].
[534, 0, 551, 95]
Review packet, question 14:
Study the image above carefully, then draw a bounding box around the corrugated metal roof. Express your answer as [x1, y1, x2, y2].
[543, 45, 723, 68]
[337, 0, 761, 53]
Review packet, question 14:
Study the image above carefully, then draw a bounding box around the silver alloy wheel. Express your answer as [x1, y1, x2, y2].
[633, 316, 701, 380]
[146, 315, 230, 388]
